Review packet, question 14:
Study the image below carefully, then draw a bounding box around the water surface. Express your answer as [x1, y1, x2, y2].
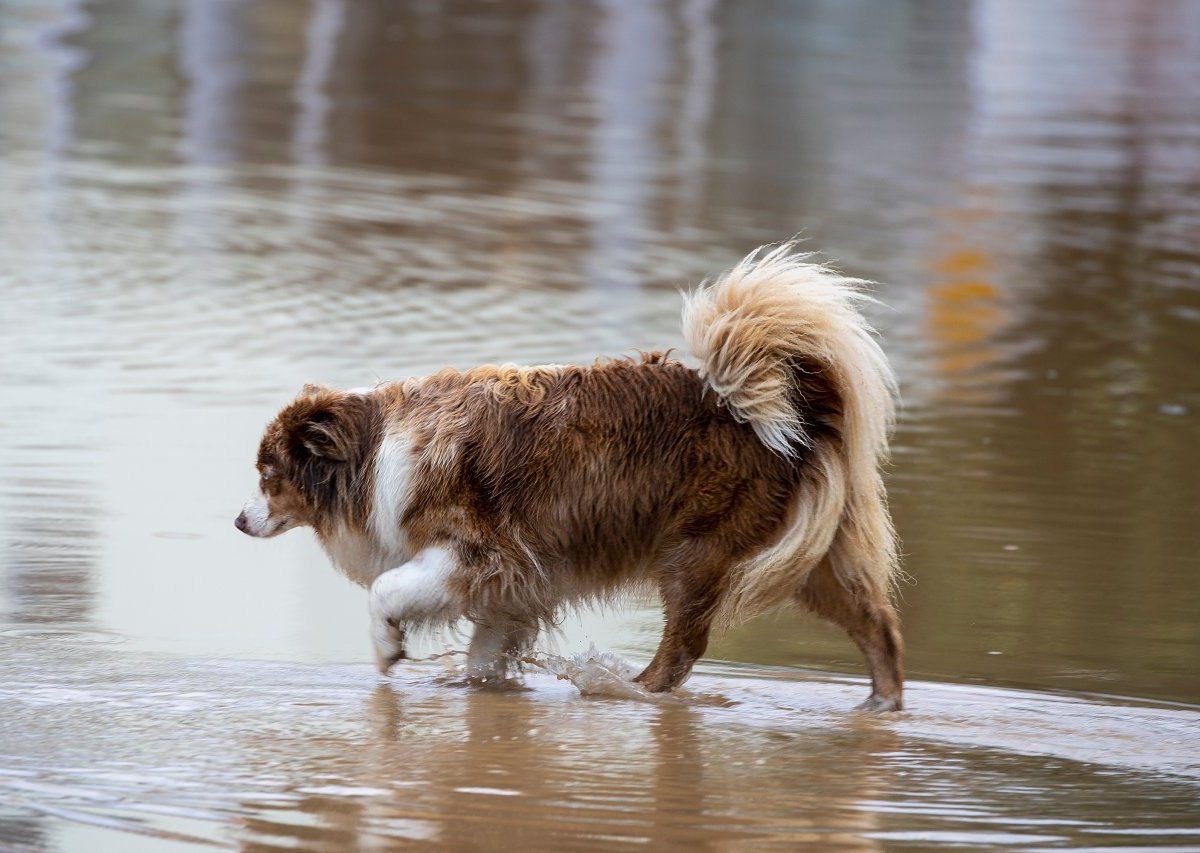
[1, 0, 1199, 849]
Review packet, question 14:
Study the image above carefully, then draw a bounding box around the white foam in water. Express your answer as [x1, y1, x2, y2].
[406, 644, 650, 697]
[414, 643, 713, 702]
[528, 644, 661, 700]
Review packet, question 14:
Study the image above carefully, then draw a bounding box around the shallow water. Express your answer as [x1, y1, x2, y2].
[2, 0, 1199, 849]
[2, 643, 1200, 851]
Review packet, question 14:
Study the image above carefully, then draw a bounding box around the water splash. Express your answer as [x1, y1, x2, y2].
[409, 644, 738, 705]
[524, 644, 657, 700]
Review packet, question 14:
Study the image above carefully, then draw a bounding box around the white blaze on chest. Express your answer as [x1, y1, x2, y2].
[369, 428, 415, 557]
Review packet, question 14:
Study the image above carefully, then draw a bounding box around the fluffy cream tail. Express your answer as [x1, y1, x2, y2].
[682, 243, 899, 622]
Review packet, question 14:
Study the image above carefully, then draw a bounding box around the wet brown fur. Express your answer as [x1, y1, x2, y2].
[256, 386, 384, 536]
[255, 354, 902, 706]
[247, 246, 904, 709]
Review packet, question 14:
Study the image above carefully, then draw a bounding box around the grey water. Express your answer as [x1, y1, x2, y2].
[1, 0, 1198, 849]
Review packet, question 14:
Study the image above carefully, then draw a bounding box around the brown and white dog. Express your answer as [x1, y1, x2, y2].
[235, 245, 905, 710]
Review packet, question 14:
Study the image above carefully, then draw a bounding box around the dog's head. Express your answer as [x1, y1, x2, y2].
[235, 384, 381, 538]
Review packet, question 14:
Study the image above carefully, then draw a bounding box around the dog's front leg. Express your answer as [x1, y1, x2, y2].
[368, 546, 462, 673]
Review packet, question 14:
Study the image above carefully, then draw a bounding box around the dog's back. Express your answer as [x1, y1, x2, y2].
[392, 354, 804, 621]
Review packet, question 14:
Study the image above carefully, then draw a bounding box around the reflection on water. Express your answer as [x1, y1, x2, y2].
[1, 0, 1199, 848]
[1, 646, 1198, 850]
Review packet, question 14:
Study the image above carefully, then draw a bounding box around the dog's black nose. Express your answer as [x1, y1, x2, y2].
[234, 512, 248, 532]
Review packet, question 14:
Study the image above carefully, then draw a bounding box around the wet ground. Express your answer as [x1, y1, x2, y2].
[1, 0, 1199, 849]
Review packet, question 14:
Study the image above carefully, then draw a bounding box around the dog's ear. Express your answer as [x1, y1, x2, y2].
[278, 388, 373, 465]
[298, 408, 350, 461]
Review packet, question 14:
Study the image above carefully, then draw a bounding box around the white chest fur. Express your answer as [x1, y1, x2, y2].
[320, 526, 410, 587]
[320, 427, 416, 586]
[369, 429, 414, 555]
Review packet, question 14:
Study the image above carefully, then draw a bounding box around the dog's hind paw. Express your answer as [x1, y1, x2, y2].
[855, 693, 903, 713]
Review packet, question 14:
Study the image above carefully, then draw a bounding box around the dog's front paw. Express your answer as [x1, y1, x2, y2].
[368, 576, 408, 673]
[370, 616, 406, 674]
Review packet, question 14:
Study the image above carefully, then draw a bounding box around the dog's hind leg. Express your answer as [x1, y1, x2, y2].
[466, 616, 535, 683]
[635, 550, 729, 692]
[797, 558, 904, 712]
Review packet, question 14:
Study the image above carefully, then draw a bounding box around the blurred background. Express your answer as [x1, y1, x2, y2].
[4, 0, 1197, 699]
[1, 1, 1199, 847]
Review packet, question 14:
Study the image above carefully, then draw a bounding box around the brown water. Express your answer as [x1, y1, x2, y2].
[2, 0, 1199, 849]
